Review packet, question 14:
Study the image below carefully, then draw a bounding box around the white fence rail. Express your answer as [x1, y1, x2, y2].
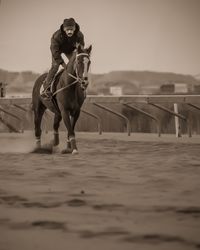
[0, 95, 200, 136]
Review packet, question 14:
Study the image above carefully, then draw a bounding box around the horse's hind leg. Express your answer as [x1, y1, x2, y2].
[52, 113, 62, 146]
[33, 102, 46, 148]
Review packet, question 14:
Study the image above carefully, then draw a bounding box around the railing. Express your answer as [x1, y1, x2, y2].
[0, 94, 200, 136]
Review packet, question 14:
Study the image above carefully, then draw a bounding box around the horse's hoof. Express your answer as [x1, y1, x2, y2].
[40, 143, 53, 154]
[52, 146, 60, 154]
[72, 149, 79, 155]
[43, 143, 53, 149]
[50, 139, 59, 147]
[61, 148, 73, 154]
[31, 144, 52, 154]
[31, 147, 41, 153]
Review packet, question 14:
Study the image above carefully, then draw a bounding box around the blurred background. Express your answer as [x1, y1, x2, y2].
[0, 0, 200, 134]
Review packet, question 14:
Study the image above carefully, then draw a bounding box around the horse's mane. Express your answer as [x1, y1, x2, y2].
[65, 47, 86, 72]
[66, 51, 77, 71]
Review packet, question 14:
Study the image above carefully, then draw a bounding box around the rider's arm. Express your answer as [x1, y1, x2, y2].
[50, 33, 64, 65]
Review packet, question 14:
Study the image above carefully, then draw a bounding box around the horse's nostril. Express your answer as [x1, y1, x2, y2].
[84, 81, 89, 86]
[81, 80, 89, 90]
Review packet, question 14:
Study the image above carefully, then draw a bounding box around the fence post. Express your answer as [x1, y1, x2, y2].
[0, 82, 6, 97]
[174, 103, 181, 137]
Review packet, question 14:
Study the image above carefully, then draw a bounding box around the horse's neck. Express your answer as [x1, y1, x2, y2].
[67, 57, 75, 75]
[60, 58, 76, 86]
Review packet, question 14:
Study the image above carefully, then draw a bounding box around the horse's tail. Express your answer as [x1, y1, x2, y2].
[32, 73, 47, 97]
[29, 73, 47, 123]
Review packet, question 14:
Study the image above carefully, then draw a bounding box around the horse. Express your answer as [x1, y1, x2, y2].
[32, 44, 92, 154]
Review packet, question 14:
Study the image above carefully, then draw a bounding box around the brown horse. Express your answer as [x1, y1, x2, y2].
[32, 44, 92, 154]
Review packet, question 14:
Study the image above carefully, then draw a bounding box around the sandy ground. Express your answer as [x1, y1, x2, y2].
[0, 131, 200, 250]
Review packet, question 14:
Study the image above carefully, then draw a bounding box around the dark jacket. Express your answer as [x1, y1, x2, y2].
[50, 23, 85, 65]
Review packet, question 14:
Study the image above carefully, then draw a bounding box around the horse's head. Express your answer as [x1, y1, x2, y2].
[73, 44, 92, 90]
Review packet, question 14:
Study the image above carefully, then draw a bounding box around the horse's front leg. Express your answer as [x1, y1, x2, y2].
[52, 113, 62, 146]
[69, 110, 81, 154]
[60, 109, 76, 154]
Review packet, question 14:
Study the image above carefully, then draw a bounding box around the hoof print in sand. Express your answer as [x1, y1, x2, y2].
[93, 203, 124, 211]
[66, 199, 87, 207]
[32, 220, 66, 230]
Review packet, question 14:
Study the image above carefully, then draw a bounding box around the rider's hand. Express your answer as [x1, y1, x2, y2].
[61, 62, 67, 69]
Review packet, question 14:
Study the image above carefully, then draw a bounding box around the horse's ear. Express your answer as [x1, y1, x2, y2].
[77, 43, 82, 53]
[86, 45, 92, 55]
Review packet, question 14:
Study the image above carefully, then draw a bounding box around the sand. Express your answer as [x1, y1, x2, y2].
[0, 131, 200, 250]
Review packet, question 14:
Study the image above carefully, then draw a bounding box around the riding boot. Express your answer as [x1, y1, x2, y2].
[41, 59, 59, 99]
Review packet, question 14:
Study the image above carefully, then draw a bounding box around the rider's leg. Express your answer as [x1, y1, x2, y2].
[42, 58, 59, 97]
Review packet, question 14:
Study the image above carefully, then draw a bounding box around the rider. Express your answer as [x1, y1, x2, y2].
[42, 18, 85, 98]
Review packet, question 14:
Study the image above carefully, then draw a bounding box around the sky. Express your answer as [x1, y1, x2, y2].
[0, 0, 200, 75]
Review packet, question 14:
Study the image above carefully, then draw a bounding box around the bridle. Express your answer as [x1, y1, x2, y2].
[68, 52, 90, 89]
[52, 52, 91, 96]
